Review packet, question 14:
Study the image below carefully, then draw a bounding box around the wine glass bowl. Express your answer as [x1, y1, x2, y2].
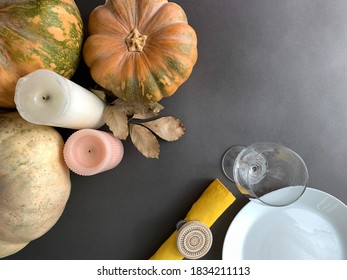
[222, 142, 308, 207]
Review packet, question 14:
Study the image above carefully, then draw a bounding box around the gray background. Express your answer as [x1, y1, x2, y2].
[6, 0, 347, 259]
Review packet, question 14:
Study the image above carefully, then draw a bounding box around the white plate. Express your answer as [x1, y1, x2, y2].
[222, 188, 347, 260]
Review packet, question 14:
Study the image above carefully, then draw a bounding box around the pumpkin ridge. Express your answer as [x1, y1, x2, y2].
[84, 34, 127, 67]
[93, 51, 133, 94]
[139, 2, 188, 34]
[88, 5, 129, 35]
[144, 43, 197, 71]
[148, 22, 197, 40]
[136, 0, 167, 29]
[135, 0, 164, 30]
[117, 53, 141, 100]
[127, 50, 172, 101]
[138, 52, 180, 98]
[134, 51, 161, 99]
[108, 0, 136, 32]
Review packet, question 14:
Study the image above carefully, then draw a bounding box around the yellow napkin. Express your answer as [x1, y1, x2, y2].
[149, 178, 236, 260]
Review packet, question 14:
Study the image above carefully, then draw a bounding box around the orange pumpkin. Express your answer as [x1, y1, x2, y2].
[83, 0, 198, 104]
[0, 0, 83, 108]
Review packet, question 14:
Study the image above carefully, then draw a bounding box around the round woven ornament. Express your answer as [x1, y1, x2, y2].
[176, 221, 213, 259]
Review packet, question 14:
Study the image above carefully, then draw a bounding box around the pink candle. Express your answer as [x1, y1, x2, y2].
[63, 129, 124, 176]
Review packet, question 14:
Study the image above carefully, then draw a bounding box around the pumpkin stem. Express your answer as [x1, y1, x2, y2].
[125, 29, 147, 52]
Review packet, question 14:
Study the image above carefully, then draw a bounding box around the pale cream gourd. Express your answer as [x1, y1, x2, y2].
[0, 111, 71, 258]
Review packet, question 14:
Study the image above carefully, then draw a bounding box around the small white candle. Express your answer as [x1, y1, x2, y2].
[14, 69, 105, 129]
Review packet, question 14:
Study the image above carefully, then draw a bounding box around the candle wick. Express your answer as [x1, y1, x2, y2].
[42, 95, 50, 101]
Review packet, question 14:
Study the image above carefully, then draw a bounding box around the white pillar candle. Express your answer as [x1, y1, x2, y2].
[14, 69, 105, 129]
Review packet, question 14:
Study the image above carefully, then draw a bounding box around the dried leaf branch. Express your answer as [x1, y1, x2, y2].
[102, 98, 185, 158]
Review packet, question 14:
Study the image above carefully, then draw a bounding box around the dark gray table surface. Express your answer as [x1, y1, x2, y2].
[6, 0, 347, 260]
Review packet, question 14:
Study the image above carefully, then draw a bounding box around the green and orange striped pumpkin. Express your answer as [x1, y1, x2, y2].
[0, 0, 83, 108]
[83, 0, 198, 104]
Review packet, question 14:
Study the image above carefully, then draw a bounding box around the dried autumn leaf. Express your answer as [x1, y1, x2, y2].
[142, 116, 185, 141]
[103, 105, 129, 140]
[132, 111, 156, 120]
[90, 89, 106, 102]
[112, 99, 150, 115]
[130, 124, 160, 158]
[90, 87, 117, 103]
[133, 103, 164, 119]
[150, 103, 164, 114]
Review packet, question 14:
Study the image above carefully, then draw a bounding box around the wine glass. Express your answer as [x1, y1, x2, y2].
[222, 142, 308, 207]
